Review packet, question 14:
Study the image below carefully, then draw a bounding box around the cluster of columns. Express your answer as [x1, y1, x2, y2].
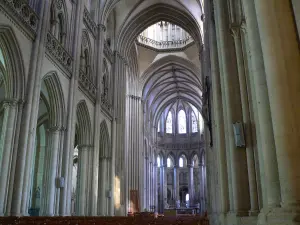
[205, 0, 300, 224]
[125, 94, 144, 213]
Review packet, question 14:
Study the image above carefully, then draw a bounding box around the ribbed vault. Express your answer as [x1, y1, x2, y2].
[141, 56, 202, 127]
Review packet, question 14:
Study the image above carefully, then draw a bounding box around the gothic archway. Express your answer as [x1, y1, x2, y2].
[28, 72, 65, 216]
[98, 120, 112, 216]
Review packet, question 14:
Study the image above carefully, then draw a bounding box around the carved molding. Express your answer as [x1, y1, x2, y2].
[0, 0, 39, 39]
[98, 23, 106, 32]
[136, 35, 195, 52]
[78, 69, 96, 102]
[100, 93, 112, 114]
[46, 32, 73, 76]
[47, 126, 66, 132]
[83, 7, 97, 37]
[128, 94, 141, 100]
[156, 142, 203, 150]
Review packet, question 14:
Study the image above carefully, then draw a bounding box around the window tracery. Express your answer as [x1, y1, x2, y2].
[166, 111, 173, 134]
[178, 110, 187, 134]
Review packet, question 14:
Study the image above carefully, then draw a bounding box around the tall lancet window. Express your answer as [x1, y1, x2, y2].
[178, 110, 187, 134]
[192, 112, 198, 133]
[166, 111, 173, 134]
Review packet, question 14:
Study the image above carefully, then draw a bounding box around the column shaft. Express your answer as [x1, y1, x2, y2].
[231, 25, 259, 214]
[11, 0, 50, 216]
[0, 101, 17, 215]
[60, 0, 85, 215]
[213, 0, 250, 213]
[254, 0, 300, 208]
[77, 146, 89, 216]
[45, 128, 61, 216]
[188, 165, 194, 206]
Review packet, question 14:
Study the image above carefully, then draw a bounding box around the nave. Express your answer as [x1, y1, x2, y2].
[0, 0, 300, 225]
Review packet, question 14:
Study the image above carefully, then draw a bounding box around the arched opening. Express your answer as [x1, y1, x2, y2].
[28, 73, 65, 216]
[179, 154, 187, 168]
[71, 101, 92, 216]
[98, 121, 112, 216]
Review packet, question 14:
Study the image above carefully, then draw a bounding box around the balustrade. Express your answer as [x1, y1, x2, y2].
[137, 35, 194, 50]
[1, 0, 39, 37]
[46, 32, 73, 74]
[78, 69, 96, 100]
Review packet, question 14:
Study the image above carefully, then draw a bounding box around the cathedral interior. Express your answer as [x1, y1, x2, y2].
[0, 0, 299, 225]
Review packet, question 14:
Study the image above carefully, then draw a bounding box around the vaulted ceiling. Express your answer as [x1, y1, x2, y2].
[141, 55, 202, 126]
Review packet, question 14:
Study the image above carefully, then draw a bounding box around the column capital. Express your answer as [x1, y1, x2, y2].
[77, 144, 93, 151]
[187, 164, 194, 168]
[2, 98, 20, 107]
[47, 126, 66, 133]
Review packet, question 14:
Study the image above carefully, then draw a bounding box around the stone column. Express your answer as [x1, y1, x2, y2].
[98, 156, 107, 215]
[10, 0, 50, 216]
[45, 126, 62, 216]
[92, 23, 106, 216]
[213, 0, 250, 214]
[145, 156, 149, 209]
[61, 0, 85, 215]
[254, 0, 300, 210]
[159, 165, 164, 213]
[240, 0, 281, 211]
[188, 164, 194, 206]
[208, 0, 229, 216]
[77, 145, 90, 216]
[153, 163, 158, 212]
[0, 100, 18, 216]
[173, 166, 177, 204]
[149, 161, 153, 209]
[163, 165, 167, 210]
[230, 24, 259, 215]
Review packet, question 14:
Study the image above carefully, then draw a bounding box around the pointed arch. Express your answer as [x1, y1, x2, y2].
[0, 26, 25, 100]
[99, 120, 111, 158]
[76, 100, 92, 145]
[166, 151, 176, 168]
[42, 71, 65, 127]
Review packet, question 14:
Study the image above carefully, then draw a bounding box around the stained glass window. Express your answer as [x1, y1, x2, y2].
[178, 110, 187, 134]
[192, 112, 198, 133]
[166, 111, 173, 133]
